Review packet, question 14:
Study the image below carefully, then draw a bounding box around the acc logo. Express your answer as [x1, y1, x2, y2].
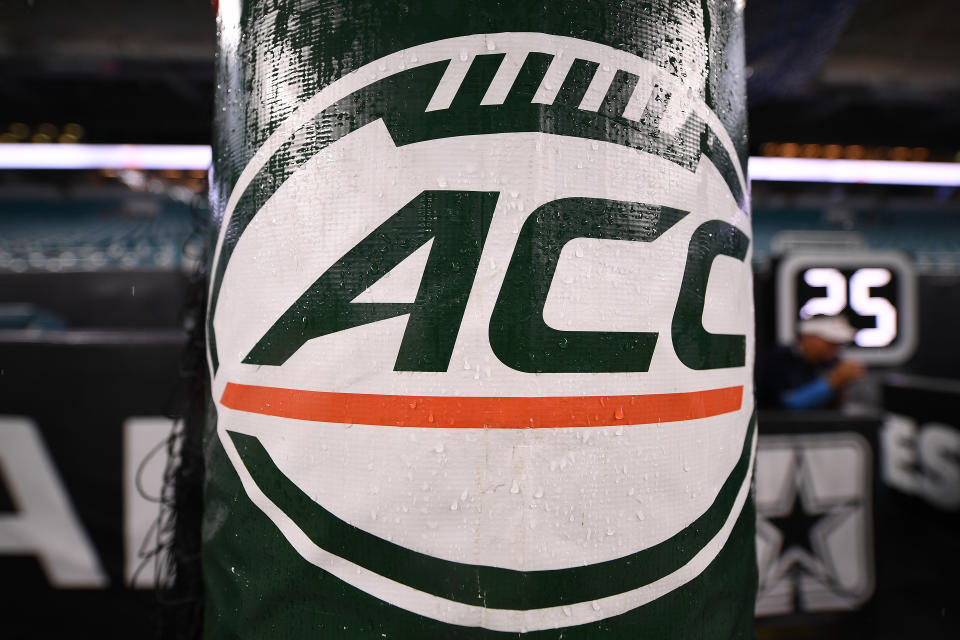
[208, 33, 754, 631]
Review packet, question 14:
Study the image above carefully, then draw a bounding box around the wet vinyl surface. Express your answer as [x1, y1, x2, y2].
[205, 2, 754, 637]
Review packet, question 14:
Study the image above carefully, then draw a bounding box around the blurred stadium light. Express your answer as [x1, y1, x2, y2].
[749, 157, 960, 187]
[0, 144, 211, 170]
[4, 145, 960, 187]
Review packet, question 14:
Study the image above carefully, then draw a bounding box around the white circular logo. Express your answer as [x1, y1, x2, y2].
[209, 32, 754, 631]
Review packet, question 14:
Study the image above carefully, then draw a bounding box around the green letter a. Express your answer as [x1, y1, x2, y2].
[244, 190, 497, 371]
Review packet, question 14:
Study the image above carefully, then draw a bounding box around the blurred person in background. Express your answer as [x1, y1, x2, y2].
[757, 314, 865, 410]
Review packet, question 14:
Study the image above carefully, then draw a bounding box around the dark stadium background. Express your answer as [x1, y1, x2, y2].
[1, 1, 958, 638]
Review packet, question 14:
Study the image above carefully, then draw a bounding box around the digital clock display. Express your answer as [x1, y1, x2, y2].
[777, 251, 917, 365]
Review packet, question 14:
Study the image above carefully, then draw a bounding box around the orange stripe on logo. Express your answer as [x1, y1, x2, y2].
[220, 382, 743, 429]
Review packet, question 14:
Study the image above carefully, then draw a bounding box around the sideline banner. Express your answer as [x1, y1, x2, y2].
[0, 335, 181, 637]
[878, 376, 960, 637]
[206, 1, 754, 637]
[754, 413, 878, 637]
